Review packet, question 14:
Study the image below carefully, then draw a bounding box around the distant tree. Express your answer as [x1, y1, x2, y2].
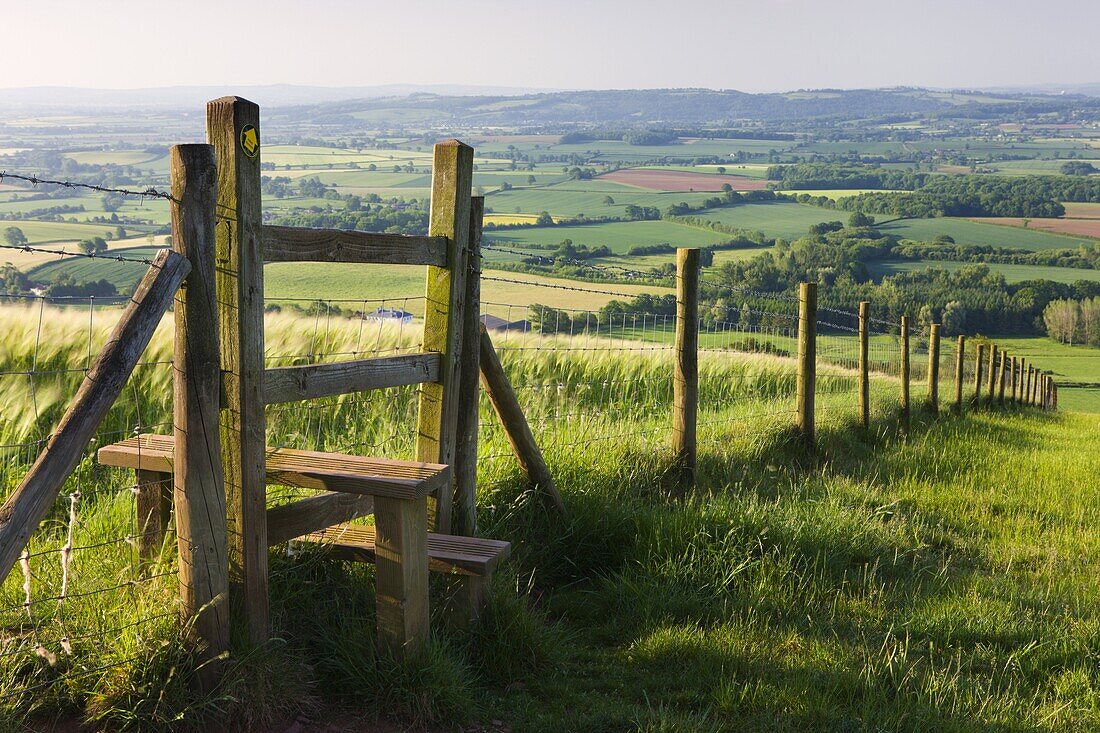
[527, 175, 537, 185]
[535, 211, 554, 226]
[721, 183, 733, 193]
[3, 226, 27, 246]
[933, 234, 955, 244]
[1061, 161, 1097, 176]
[76, 236, 108, 255]
[115, 225, 126, 240]
[847, 211, 875, 227]
[716, 167, 727, 174]
[941, 300, 967, 335]
[1044, 299, 1080, 344]
[602, 196, 615, 206]
[0, 262, 29, 294]
[500, 181, 512, 191]
[101, 193, 125, 212]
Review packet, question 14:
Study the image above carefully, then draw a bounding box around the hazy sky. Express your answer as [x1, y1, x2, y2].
[4, 0, 1098, 92]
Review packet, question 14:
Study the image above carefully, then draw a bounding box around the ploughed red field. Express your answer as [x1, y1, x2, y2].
[599, 168, 770, 192]
[970, 217, 1100, 239]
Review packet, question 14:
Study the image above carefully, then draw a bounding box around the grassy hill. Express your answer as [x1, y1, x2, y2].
[0, 306, 1096, 731]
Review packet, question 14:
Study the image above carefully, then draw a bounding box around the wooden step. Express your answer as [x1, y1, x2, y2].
[300, 522, 510, 577]
[98, 434, 450, 501]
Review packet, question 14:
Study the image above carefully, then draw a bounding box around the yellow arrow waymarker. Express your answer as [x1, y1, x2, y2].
[240, 125, 259, 158]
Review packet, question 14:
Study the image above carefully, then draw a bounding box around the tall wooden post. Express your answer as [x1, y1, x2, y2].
[1025, 365, 1033, 406]
[170, 144, 228, 689]
[858, 301, 870, 429]
[453, 196, 484, 537]
[899, 315, 910, 428]
[986, 344, 997, 406]
[207, 96, 268, 644]
[416, 140, 473, 534]
[673, 248, 700, 482]
[927, 323, 940, 416]
[973, 343, 985, 404]
[796, 282, 817, 447]
[997, 349, 1008, 406]
[953, 336, 966, 412]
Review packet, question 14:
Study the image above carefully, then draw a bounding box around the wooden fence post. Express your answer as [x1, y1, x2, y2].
[858, 301, 870, 429]
[927, 323, 940, 416]
[207, 96, 268, 645]
[1025, 365, 1033, 406]
[453, 196, 484, 537]
[796, 282, 816, 447]
[953, 335, 966, 413]
[997, 349, 1008, 406]
[973, 343, 985, 404]
[170, 144, 228, 689]
[673, 249, 700, 482]
[416, 140, 473, 534]
[986, 344, 997, 406]
[1011, 356, 1019, 404]
[899, 315, 910, 428]
[0, 250, 190, 586]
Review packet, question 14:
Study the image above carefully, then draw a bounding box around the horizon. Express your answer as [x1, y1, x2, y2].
[6, 0, 1100, 92]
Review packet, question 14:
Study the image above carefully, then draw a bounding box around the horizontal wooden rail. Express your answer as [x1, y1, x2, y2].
[267, 492, 374, 546]
[262, 225, 448, 266]
[263, 352, 441, 404]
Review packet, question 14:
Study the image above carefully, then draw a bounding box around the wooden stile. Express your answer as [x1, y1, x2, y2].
[927, 323, 940, 415]
[796, 282, 817, 445]
[170, 144, 228, 688]
[673, 248, 700, 481]
[263, 353, 441, 405]
[207, 96, 269, 644]
[858, 301, 870, 429]
[261, 225, 447, 266]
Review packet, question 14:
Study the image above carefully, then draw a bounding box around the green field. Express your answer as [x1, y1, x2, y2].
[868, 259, 1100, 285]
[694, 201, 843, 240]
[876, 216, 1094, 251]
[486, 181, 720, 218]
[986, 335, 1100, 412]
[484, 219, 731, 255]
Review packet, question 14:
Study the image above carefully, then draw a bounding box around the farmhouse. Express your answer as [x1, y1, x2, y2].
[365, 306, 414, 323]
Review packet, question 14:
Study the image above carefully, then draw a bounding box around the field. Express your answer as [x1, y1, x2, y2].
[694, 201, 843, 240]
[486, 182, 719, 218]
[868, 259, 1100, 285]
[483, 219, 732, 254]
[1, 303, 1099, 730]
[874, 216, 1095, 251]
[599, 168, 769, 191]
[970, 216, 1100, 239]
[985, 335, 1100, 413]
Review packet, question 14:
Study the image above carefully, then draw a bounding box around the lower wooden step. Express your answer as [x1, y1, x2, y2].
[300, 523, 510, 577]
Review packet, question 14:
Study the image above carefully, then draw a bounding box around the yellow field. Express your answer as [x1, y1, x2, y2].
[483, 213, 548, 226]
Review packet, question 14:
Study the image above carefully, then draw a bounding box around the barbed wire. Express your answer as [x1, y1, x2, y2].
[0, 171, 176, 203]
[0, 242, 167, 267]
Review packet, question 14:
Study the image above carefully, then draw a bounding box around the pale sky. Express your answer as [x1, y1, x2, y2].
[3, 0, 1098, 92]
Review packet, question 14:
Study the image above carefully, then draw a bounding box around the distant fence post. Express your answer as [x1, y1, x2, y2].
[796, 282, 816, 448]
[927, 324, 940, 416]
[858, 301, 870, 429]
[170, 144, 228, 690]
[453, 196, 484, 537]
[1014, 358, 1023, 404]
[973, 342, 985, 404]
[1025, 365, 1034, 407]
[986, 344, 997, 406]
[1010, 356, 1018, 404]
[207, 95, 269, 645]
[673, 248, 700, 484]
[954, 335, 966, 413]
[899, 315, 910, 429]
[997, 349, 1008, 406]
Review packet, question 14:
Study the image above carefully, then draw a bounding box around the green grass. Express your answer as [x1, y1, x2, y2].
[0, 304, 1096, 730]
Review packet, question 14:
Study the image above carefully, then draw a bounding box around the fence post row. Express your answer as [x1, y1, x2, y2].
[998, 349, 1008, 406]
[673, 248, 700, 483]
[973, 343, 985, 403]
[170, 144, 229, 690]
[986, 344, 997, 406]
[796, 282, 817, 447]
[927, 323, 940, 415]
[858, 301, 870, 429]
